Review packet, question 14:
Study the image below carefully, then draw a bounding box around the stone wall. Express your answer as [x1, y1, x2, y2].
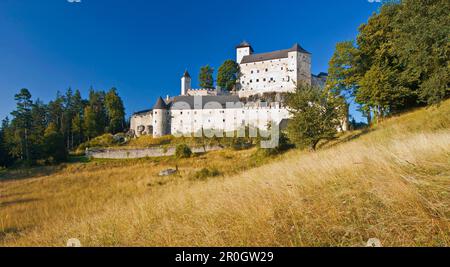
[86, 146, 223, 159]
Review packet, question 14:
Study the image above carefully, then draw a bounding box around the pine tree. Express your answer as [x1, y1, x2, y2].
[43, 122, 67, 163]
[71, 89, 86, 146]
[11, 88, 33, 163]
[0, 118, 9, 167]
[105, 88, 126, 134]
[83, 88, 108, 139]
[29, 99, 48, 160]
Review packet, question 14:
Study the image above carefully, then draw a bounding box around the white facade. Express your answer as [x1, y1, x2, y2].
[129, 42, 340, 138]
[130, 110, 153, 136]
[169, 103, 289, 136]
[237, 43, 312, 98]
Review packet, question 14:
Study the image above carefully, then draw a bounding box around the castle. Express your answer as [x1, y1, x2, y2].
[130, 42, 335, 138]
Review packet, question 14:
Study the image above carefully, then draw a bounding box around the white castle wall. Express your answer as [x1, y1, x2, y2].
[238, 51, 312, 98]
[170, 105, 290, 136]
[238, 58, 295, 98]
[130, 112, 153, 137]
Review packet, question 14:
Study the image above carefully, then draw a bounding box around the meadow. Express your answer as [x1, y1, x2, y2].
[0, 100, 449, 247]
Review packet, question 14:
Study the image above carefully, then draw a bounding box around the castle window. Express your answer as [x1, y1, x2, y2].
[180, 112, 183, 115]
[223, 119, 226, 122]
[257, 70, 259, 73]
[251, 70, 253, 74]
[281, 67, 283, 70]
[265, 69, 268, 72]
[155, 111, 157, 114]
[250, 79, 252, 83]
[263, 78, 266, 82]
[256, 79, 259, 82]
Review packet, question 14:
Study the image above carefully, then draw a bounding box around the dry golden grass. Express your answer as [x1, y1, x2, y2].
[1, 100, 449, 247]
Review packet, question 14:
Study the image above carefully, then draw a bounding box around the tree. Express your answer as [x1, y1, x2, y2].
[105, 88, 126, 134]
[391, 0, 450, 105]
[199, 65, 214, 89]
[11, 88, 33, 163]
[217, 60, 240, 91]
[327, 1, 449, 124]
[43, 122, 67, 163]
[83, 88, 108, 139]
[0, 118, 12, 167]
[71, 89, 86, 147]
[285, 85, 340, 151]
[175, 144, 192, 158]
[29, 99, 48, 160]
[47, 91, 65, 132]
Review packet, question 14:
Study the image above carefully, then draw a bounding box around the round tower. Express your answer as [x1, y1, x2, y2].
[152, 96, 169, 137]
[181, 70, 191, 96]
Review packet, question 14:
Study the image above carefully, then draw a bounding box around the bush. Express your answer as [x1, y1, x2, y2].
[128, 135, 175, 148]
[77, 134, 116, 152]
[192, 167, 220, 180]
[175, 144, 192, 158]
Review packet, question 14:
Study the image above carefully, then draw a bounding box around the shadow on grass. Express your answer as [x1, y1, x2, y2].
[0, 155, 90, 182]
[0, 227, 24, 243]
[318, 128, 373, 150]
[0, 198, 41, 208]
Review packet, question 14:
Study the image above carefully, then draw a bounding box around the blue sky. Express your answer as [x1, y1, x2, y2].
[0, 0, 382, 122]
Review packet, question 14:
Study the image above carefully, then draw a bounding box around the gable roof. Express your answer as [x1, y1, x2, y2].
[132, 109, 152, 116]
[241, 43, 310, 64]
[153, 96, 169, 109]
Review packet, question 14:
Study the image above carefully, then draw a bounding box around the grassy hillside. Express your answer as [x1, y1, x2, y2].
[1, 100, 449, 247]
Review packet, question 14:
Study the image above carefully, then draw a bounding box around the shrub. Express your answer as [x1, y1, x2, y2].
[128, 135, 175, 148]
[175, 144, 192, 158]
[77, 134, 116, 151]
[192, 167, 220, 180]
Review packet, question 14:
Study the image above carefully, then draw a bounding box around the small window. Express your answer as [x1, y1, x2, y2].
[251, 70, 254, 74]
[256, 79, 259, 82]
[265, 69, 268, 72]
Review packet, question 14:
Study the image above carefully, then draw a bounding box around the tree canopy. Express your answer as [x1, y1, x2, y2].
[199, 65, 214, 89]
[326, 0, 449, 124]
[217, 60, 240, 91]
[1, 87, 127, 167]
[286, 85, 341, 151]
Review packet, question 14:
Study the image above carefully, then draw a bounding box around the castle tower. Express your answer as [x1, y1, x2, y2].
[152, 96, 169, 137]
[288, 43, 312, 87]
[181, 70, 191, 96]
[236, 41, 254, 64]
